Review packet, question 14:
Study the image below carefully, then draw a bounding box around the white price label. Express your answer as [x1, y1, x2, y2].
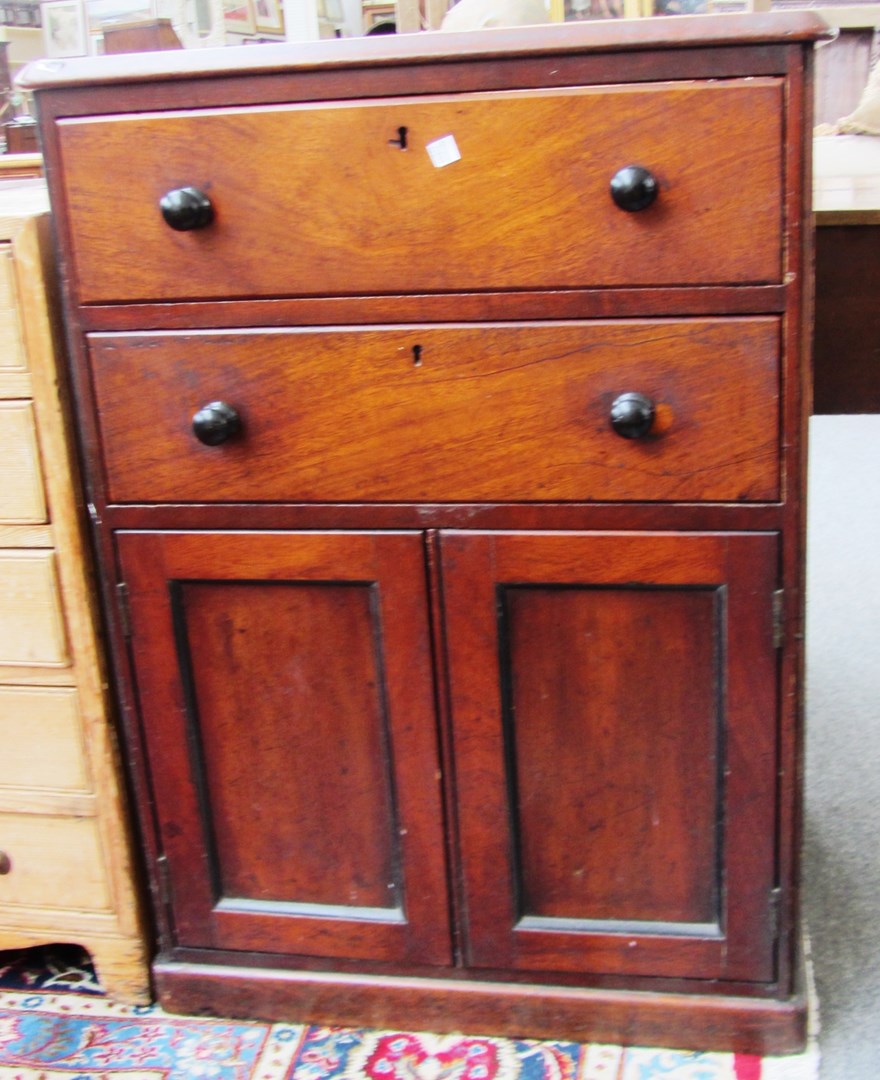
[426, 134, 462, 169]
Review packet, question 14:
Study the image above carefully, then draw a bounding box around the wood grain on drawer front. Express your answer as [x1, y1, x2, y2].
[0, 813, 111, 911]
[58, 80, 783, 304]
[89, 318, 779, 504]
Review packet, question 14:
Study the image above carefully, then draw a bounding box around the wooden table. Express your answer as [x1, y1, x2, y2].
[814, 134, 880, 413]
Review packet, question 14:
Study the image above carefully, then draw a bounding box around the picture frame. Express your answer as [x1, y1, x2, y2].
[223, 0, 256, 33]
[361, 1, 394, 31]
[86, 0, 155, 34]
[316, 0, 343, 19]
[159, 0, 224, 46]
[563, 0, 624, 18]
[253, 0, 283, 33]
[42, 0, 89, 57]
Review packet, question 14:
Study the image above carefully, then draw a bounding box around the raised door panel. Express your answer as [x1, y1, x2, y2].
[440, 531, 779, 983]
[57, 80, 783, 303]
[116, 530, 451, 966]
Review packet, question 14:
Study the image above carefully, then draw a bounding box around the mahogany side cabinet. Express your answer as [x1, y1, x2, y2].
[21, 11, 828, 1053]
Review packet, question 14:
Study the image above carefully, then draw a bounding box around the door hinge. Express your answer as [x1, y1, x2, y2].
[156, 853, 172, 909]
[772, 589, 785, 649]
[116, 581, 132, 638]
[768, 885, 782, 938]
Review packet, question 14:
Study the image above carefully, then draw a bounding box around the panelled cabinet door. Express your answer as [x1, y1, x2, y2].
[116, 530, 451, 966]
[440, 531, 780, 983]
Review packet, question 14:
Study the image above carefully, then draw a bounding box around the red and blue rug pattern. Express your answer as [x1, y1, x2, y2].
[0, 946, 819, 1080]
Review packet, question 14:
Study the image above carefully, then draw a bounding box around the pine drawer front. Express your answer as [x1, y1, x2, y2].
[0, 551, 69, 667]
[0, 813, 111, 912]
[0, 687, 90, 794]
[57, 79, 783, 304]
[0, 246, 26, 372]
[89, 318, 780, 505]
[0, 402, 46, 522]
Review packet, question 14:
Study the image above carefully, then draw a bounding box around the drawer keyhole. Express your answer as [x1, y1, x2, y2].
[0, 851, 11, 875]
[389, 126, 408, 150]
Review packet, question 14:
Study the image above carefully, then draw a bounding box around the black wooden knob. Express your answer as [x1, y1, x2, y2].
[160, 187, 214, 231]
[192, 401, 241, 446]
[610, 166, 658, 212]
[0, 851, 11, 875]
[610, 393, 655, 439]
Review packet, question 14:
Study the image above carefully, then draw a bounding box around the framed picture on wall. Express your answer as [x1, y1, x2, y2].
[43, 0, 89, 56]
[362, 1, 394, 30]
[223, 0, 256, 33]
[254, 0, 283, 33]
[563, 0, 624, 18]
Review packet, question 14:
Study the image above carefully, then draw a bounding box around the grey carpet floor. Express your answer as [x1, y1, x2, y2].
[805, 415, 880, 1077]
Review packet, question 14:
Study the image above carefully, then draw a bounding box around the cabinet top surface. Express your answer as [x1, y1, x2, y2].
[19, 11, 829, 93]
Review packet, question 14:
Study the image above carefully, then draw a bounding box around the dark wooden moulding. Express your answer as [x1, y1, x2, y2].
[21, 11, 828, 1055]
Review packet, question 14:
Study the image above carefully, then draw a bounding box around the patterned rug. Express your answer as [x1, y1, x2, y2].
[0, 946, 819, 1080]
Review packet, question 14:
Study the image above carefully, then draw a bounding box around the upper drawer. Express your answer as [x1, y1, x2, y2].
[88, 318, 779, 505]
[57, 80, 784, 304]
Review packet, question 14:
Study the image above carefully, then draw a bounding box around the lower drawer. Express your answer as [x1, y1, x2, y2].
[89, 318, 780, 504]
[0, 812, 111, 912]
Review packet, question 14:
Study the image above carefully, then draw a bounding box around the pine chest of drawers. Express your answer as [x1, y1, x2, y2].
[0, 183, 148, 1002]
[22, 11, 827, 1052]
